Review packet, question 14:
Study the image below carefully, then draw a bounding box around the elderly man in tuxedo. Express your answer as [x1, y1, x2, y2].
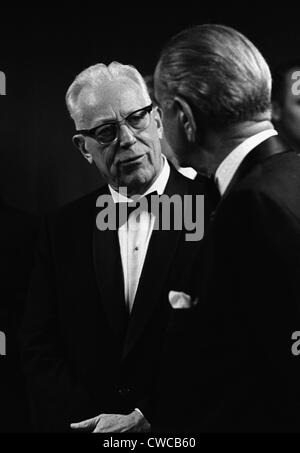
[154, 24, 300, 432]
[21, 62, 209, 432]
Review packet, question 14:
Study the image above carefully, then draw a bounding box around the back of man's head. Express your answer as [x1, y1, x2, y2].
[155, 24, 272, 130]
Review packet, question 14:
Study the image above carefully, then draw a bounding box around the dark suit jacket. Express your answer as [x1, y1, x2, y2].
[153, 136, 300, 433]
[20, 165, 211, 432]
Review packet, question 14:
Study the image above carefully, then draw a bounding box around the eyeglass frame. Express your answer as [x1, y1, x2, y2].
[75, 103, 154, 146]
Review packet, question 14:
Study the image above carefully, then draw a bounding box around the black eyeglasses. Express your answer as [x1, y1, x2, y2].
[76, 103, 153, 146]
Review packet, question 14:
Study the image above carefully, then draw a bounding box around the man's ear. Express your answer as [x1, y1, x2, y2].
[271, 101, 282, 122]
[173, 96, 197, 143]
[153, 107, 163, 140]
[72, 135, 93, 164]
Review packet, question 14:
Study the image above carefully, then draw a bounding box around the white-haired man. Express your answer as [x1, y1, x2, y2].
[153, 25, 300, 432]
[21, 62, 210, 432]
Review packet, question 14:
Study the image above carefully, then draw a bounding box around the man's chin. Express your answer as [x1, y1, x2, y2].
[119, 173, 153, 196]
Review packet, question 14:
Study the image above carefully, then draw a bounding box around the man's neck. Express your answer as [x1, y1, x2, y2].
[190, 119, 274, 175]
[276, 125, 300, 154]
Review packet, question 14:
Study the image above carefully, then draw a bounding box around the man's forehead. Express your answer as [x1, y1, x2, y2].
[75, 78, 148, 127]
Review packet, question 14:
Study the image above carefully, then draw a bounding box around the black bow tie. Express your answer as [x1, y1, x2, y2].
[116, 191, 159, 228]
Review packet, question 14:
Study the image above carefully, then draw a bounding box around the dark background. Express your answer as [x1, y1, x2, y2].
[0, 5, 300, 433]
[0, 5, 300, 214]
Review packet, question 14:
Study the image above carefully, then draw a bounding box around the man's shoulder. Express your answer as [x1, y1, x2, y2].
[256, 152, 300, 217]
[240, 151, 300, 200]
[0, 197, 39, 237]
[221, 151, 300, 225]
[46, 185, 108, 226]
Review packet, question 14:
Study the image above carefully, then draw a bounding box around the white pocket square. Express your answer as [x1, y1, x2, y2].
[168, 290, 199, 309]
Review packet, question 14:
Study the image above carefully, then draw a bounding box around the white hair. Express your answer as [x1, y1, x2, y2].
[156, 24, 272, 128]
[66, 61, 151, 120]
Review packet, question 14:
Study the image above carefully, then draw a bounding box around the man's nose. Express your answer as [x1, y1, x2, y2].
[119, 124, 136, 147]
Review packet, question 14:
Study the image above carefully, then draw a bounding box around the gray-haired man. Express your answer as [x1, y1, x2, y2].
[21, 61, 210, 432]
[154, 24, 300, 432]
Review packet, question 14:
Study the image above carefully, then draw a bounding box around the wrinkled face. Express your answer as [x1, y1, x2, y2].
[277, 69, 300, 146]
[74, 78, 163, 195]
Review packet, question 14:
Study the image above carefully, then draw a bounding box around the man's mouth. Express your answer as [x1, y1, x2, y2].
[119, 155, 145, 167]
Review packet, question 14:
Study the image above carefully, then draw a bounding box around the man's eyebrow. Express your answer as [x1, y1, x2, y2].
[91, 115, 117, 126]
[127, 105, 150, 115]
[93, 106, 147, 127]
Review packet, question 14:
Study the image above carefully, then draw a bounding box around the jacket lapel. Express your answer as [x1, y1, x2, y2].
[92, 187, 128, 340]
[199, 136, 294, 304]
[222, 135, 292, 201]
[121, 166, 189, 361]
[207, 135, 292, 225]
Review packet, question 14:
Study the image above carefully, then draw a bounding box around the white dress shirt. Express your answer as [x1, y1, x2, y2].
[215, 129, 278, 196]
[109, 155, 170, 313]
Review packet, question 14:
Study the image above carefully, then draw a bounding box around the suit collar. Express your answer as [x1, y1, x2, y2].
[92, 167, 191, 360]
[215, 129, 278, 196]
[121, 165, 190, 360]
[222, 135, 293, 200]
[207, 136, 293, 224]
[92, 186, 128, 341]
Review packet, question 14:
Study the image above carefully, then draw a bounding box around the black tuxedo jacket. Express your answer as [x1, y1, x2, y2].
[154, 136, 300, 432]
[20, 165, 212, 432]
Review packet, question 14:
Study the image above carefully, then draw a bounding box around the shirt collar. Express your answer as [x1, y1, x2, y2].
[215, 129, 278, 196]
[109, 154, 170, 203]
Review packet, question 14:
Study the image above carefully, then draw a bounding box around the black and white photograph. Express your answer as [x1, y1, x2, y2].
[1, 5, 300, 444]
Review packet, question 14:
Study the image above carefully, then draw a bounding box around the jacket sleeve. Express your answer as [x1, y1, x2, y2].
[20, 216, 93, 432]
